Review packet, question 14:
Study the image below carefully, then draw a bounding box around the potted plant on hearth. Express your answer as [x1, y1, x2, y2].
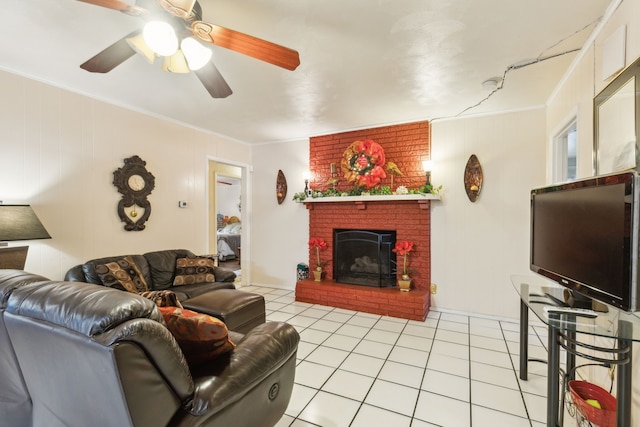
[308, 237, 328, 281]
[393, 240, 414, 292]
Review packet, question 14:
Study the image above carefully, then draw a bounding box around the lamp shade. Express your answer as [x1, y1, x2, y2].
[126, 33, 156, 64]
[143, 21, 179, 57]
[0, 205, 51, 241]
[181, 37, 212, 71]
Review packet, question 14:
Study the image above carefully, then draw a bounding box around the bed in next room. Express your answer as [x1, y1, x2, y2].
[217, 216, 241, 261]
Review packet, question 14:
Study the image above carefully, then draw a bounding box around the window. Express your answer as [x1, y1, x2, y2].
[553, 119, 577, 182]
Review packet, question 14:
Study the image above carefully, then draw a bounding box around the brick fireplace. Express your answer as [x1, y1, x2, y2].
[295, 121, 433, 321]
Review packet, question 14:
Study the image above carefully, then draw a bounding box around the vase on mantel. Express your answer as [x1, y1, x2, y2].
[313, 267, 323, 282]
[398, 274, 411, 292]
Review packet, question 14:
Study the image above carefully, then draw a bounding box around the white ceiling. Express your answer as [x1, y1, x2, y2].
[0, 0, 613, 144]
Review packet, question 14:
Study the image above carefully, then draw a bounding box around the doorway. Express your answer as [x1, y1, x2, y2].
[208, 161, 244, 279]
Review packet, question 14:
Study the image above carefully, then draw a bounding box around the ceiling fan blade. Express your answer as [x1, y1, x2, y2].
[76, 0, 147, 16]
[194, 61, 233, 98]
[191, 22, 300, 71]
[80, 32, 138, 73]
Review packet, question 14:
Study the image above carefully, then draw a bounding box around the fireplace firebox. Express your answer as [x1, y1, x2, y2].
[333, 229, 397, 287]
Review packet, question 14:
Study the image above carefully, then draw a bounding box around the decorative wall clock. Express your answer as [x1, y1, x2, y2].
[276, 169, 287, 204]
[464, 154, 483, 203]
[113, 155, 155, 231]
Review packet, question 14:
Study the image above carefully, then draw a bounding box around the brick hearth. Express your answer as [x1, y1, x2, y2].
[296, 279, 430, 321]
[296, 121, 432, 320]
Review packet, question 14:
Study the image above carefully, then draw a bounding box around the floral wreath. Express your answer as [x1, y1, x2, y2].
[340, 139, 387, 189]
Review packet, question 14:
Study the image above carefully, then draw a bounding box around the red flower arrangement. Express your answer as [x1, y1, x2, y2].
[308, 238, 328, 270]
[341, 139, 387, 189]
[392, 241, 414, 276]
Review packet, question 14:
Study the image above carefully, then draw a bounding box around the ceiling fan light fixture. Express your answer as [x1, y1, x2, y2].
[172, 0, 197, 15]
[162, 49, 190, 73]
[126, 33, 156, 64]
[181, 37, 212, 71]
[143, 21, 179, 57]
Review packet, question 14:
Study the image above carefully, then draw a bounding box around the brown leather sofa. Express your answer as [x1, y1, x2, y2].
[1, 270, 299, 427]
[64, 249, 265, 334]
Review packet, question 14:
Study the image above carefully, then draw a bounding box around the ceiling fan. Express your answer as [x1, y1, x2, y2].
[76, 0, 300, 98]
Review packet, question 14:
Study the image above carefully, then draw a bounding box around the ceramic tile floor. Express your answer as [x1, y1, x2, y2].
[241, 285, 564, 427]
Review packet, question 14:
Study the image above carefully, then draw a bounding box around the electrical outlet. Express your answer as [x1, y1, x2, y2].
[430, 283, 438, 294]
[178, 201, 188, 208]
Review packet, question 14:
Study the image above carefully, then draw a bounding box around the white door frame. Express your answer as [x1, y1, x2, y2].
[206, 156, 251, 286]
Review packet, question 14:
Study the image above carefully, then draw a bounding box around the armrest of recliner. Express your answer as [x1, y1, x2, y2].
[185, 321, 299, 416]
[213, 267, 237, 283]
[63, 265, 86, 282]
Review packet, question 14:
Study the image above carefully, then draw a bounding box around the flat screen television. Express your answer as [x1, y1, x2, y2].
[530, 171, 640, 312]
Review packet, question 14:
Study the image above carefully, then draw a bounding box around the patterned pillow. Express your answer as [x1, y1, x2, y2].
[173, 256, 216, 286]
[95, 256, 148, 293]
[138, 290, 183, 309]
[158, 306, 235, 366]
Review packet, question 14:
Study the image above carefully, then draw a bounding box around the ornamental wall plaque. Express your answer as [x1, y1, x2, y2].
[276, 169, 287, 204]
[464, 154, 483, 203]
[113, 155, 155, 231]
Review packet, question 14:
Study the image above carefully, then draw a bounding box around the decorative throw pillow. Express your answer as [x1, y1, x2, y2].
[158, 306, 235, 366]
[138, 290, 183, 309]
[95, 256, 148, 293]
[173, 256, 216, 286]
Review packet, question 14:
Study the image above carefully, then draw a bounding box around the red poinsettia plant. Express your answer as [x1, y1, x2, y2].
[308, 238, 328, 270]
[392, 241, 414, 276]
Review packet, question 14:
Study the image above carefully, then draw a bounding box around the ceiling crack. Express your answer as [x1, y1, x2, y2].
[440, 14, 605, 119]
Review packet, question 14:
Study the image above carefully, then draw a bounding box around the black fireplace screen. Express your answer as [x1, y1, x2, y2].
[333, 229, 397, 287]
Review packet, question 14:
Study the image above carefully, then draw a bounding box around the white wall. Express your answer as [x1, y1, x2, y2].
[0, 70, 250, 280]
[250, 139, 309, 288]
[430, 109, 547, 320]
[217, 181, 241, 219]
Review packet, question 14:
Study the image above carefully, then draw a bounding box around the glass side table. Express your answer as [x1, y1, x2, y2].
[511, 274, 640, 427]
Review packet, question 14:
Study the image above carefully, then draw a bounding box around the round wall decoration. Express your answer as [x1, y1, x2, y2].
[464, 154, 483, 203]
[113, 155, 155, 231]
[340, 139, 387, 189]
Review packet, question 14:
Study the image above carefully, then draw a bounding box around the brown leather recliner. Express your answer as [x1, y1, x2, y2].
[0, 270, 49, 427]
[2, 273, 299, 427]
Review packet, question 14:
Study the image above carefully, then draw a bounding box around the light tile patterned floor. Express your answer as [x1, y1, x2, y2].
[242, 285, 553, 427]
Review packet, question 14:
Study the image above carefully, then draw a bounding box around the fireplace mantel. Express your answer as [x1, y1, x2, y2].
[300, 193, 440, 209]
[301, 194, 440, 203]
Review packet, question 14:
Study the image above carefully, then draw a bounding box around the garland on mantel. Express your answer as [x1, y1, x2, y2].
[293, 139, 442, 202]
